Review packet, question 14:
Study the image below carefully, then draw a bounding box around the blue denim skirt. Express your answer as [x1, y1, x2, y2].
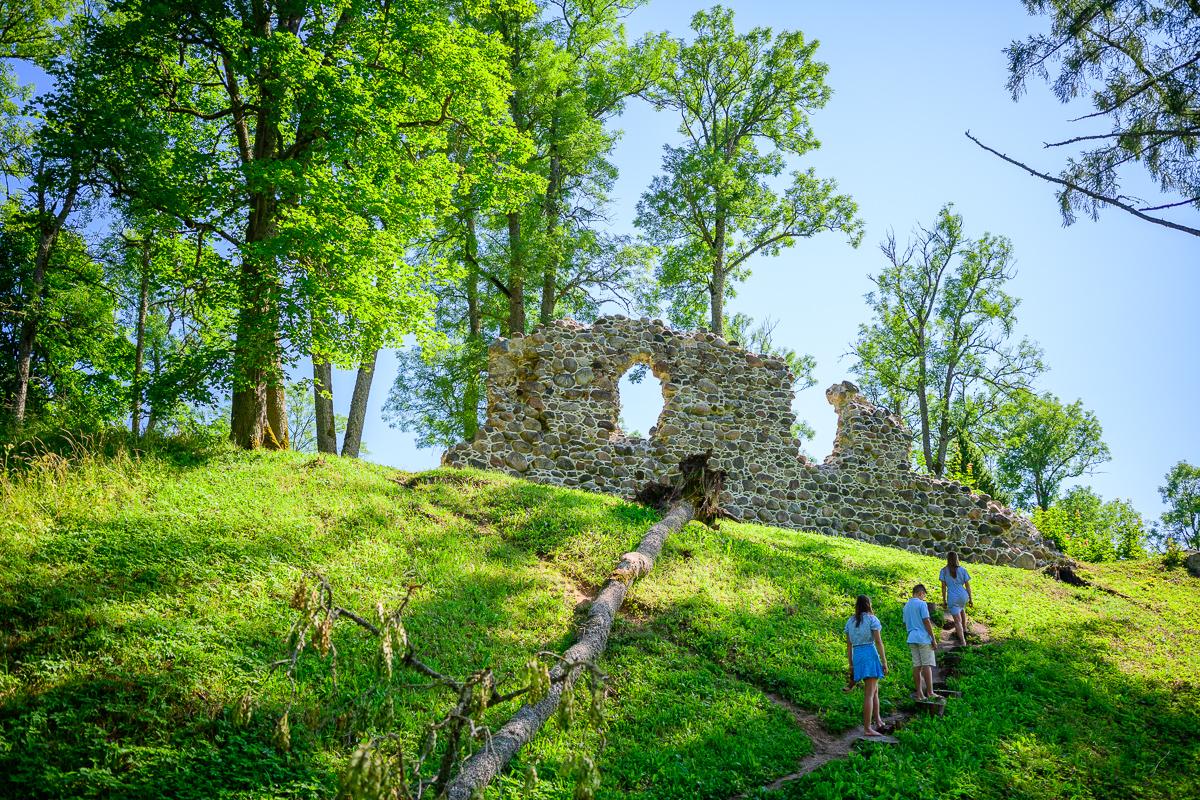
[852, 643, 884, 681]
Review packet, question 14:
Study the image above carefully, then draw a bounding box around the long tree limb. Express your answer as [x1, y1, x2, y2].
[964, 131, 1200, 238]
[444, 501, 696, 800]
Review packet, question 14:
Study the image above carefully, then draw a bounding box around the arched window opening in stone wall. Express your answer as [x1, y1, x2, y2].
[615, 357, 667, 441]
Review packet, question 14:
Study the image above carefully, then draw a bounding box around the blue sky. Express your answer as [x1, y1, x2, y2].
[350, 1, 1198, 524]
[15, 3, 1192, 521]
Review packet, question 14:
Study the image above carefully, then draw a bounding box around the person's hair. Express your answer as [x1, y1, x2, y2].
[947, 551, 960, 580]
[913, 584, 927, 596]
[854, 594, 872, 626]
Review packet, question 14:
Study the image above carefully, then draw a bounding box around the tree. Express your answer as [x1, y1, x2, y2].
[312, 357, 336, 455]
[0, 0, 72, 135]
[74, 0, 536, 450]
[636, 5, 862, 334]
[850, 205, 1044, 477]
[723, 313, 816, 390]
[0, 199, 129, 429]
[463, 0, 669, 336]
[995, 391, 1111, 511]
[2, 160, 82, 427]
[1032, 486, 1148, 562]
[1108, 497, 1150, 561]
[723, 312, 817, 445]
[945, 429, 1010, 504]
[105, 212, 232, 437]
[0, 1, 73, 192]
[3, 96, 93, 428]
[1159, 460, 1200, 548]
[286, 379, 317, 453]
[384, 342, 487, 450]
[340, 351, 377, 459]
[285, 378, 346, 454]
[384, 1, 665, 447]
[968, 0, 1200, 237]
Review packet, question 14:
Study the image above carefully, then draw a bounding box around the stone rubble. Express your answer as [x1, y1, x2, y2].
[443, 316, 1064, 569]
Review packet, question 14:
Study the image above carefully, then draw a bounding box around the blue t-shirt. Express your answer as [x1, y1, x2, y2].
[940, 566, 971, 606]
[903, 596, 933, 644]
[844, 613, 882, 646]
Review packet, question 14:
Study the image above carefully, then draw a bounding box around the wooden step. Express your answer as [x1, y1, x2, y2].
[916, 697, 946, 717]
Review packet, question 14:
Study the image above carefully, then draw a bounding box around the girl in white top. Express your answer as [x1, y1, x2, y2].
[939, 551, 974, 647]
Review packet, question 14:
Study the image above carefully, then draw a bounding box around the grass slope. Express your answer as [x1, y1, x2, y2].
[0, 446, 1197, 799]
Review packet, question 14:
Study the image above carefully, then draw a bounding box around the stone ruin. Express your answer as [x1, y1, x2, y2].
[442, 316, 1065, 569]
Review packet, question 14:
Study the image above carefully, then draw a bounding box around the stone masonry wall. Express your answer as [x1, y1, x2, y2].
[443, 316, 1064, 569]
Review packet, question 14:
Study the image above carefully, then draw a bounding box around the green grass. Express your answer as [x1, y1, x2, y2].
[0, 446, 1197, 799]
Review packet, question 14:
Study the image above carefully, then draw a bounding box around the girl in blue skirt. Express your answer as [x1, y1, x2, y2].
[844, 594, 889, 736]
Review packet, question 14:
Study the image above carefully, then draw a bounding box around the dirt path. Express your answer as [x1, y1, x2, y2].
[733, 616, 992, 798]
[746, 694, 904, 794]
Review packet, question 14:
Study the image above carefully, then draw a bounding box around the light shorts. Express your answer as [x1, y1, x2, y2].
[909, 643, 936, 667]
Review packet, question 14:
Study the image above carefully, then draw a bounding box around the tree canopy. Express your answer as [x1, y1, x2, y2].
[636, 5, 861, 333]
[1159, 460, 1200, 548]
[850, 204, 1044, 477]
[996, 391, 1111, 511]
[971, 0, 1200, 237]
[1032, 485, 1148, 561]
[68, 0, 541, 448]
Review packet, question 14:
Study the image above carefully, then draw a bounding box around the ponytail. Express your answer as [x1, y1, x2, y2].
[947, 551, 960, 580]
[854, 594, 872, 627]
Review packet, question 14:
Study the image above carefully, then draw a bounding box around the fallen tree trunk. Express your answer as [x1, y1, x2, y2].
[445, 500, 696, 800]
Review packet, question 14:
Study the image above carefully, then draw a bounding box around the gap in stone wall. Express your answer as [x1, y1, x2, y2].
[616, 360, 666, 440]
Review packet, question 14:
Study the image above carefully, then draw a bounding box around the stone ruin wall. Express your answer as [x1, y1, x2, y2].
[443, 316, 1064, 569]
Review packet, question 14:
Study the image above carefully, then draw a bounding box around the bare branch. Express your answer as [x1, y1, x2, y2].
[1043, 128, 1200, 148]
[965, 131, 1200, 238]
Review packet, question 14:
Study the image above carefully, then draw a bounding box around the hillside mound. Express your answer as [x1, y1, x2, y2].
[0, 448, 1197, 799]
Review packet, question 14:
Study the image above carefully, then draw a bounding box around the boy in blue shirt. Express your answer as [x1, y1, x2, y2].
[903, 584, 937, 700]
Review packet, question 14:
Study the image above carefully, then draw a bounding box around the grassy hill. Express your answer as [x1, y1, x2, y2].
[0, 443, 1197, 799]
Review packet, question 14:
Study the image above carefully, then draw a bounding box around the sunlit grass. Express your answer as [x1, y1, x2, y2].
[1, 447, 1197, 799]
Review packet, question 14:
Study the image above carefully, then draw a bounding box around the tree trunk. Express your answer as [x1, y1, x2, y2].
[933, 416, 951, 478]
[313, 359, 337, 454]
[710, 214, 727, 334]
[229, 190, 288, 449]
[916, 339, 936, 475]
[230, 266, 285, 449]
[539, 111, 563, 326]
[465, 216, 483, 343]
[230, 21, 289, 451]
[131, 249, 150, 437]
[930, 359, 959, 477]
[463, 218, 483, 442]
[12, 246, 45, 426]
[145, 336, 162, 435]
[341, 349, 378, 458]
[265, 369, 288, 449]
[445, 502, 696, 800]
[229, 300, 289, 450]
[1036, 479, 1050, 512]
[13, 180, 78, 427]
[506, 212, 525, 336]
[230, 372, 268, 448]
